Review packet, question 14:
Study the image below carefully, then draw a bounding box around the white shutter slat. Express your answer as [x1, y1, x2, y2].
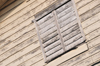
[39, 22, 56, 35]
[45, 45, 62, 57]
[38, 18, 55, 30]
[62, 24, 79, 37]
[63, 28, 81, 42]
[44, 40, 61, 52]
[43, 35, 60, 47]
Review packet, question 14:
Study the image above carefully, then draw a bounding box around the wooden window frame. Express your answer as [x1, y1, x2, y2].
[33, 0, 88, 63]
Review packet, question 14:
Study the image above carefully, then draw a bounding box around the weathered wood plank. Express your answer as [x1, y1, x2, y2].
[0, 29, 36, 56]
[63, 28, 81, 42]
[82, 12, 100, 29]
[6, 47, 41, 66]
[87, 35, 100, 49]
[0, 0, 54, 30]
[0, 0, 45, 23]
[76, 0, 92, 9]
[78, 0, 100, 15]
[0, 19, 35, 49]
[30, 59, 45, 66]
[73, 56, 92, 66]
[0, 35, 38, 62]
[80, 4, 100, 22]
[0, 41, 41, 66]
[0, 0, 24, 17]
[92, 52, 100, 66]
[84, 20, 100, 35]
[44, 40, 61, 52]
[43, 35, 60, 47]
[0, 0, 35, 17]
[74, 0, 81, 3]
[45, 45, 62, 57]
[86, 27, 100, 41]
[0, 15, 34, 36]
[18, 53, 43, 66]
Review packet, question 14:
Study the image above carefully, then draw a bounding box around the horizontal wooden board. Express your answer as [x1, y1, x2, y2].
[84, 20, 100, 35]
[80, 4, 100, 22]
[0, 29, 36, 56]
[82, 11, 100, 29]
[0, 41, 41, 66]
[17, 53, 43, 66]
[0, 16, 34, 36]
[78, 0, 100, 15]
[86, 27, 100, 41]
[0, 0, 35, 17]
[0, 22, 35, 49]
[76, 0, 92, 9]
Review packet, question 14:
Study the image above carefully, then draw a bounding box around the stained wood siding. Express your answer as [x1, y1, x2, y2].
[0, 0, 100, 66]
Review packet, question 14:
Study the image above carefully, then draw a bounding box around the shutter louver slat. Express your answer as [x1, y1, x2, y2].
[34, 0, 85, 63]
[45, 44, 62, 57]
[44, 40, 61, 52]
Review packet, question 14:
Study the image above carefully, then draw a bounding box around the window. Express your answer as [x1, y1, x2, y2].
[33, 0, 86, 63]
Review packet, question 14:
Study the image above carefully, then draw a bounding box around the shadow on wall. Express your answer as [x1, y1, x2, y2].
[0, 0, 25, 22]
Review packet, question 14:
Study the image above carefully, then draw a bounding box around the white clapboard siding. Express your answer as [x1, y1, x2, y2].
[34, 0, 85, 63]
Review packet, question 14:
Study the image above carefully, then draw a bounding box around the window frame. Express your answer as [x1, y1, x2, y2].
[33, 0, 87, 63]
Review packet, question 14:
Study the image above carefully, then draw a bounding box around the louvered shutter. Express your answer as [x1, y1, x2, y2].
[34, 0, 85, 63]
[55, 1, 85, 51]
